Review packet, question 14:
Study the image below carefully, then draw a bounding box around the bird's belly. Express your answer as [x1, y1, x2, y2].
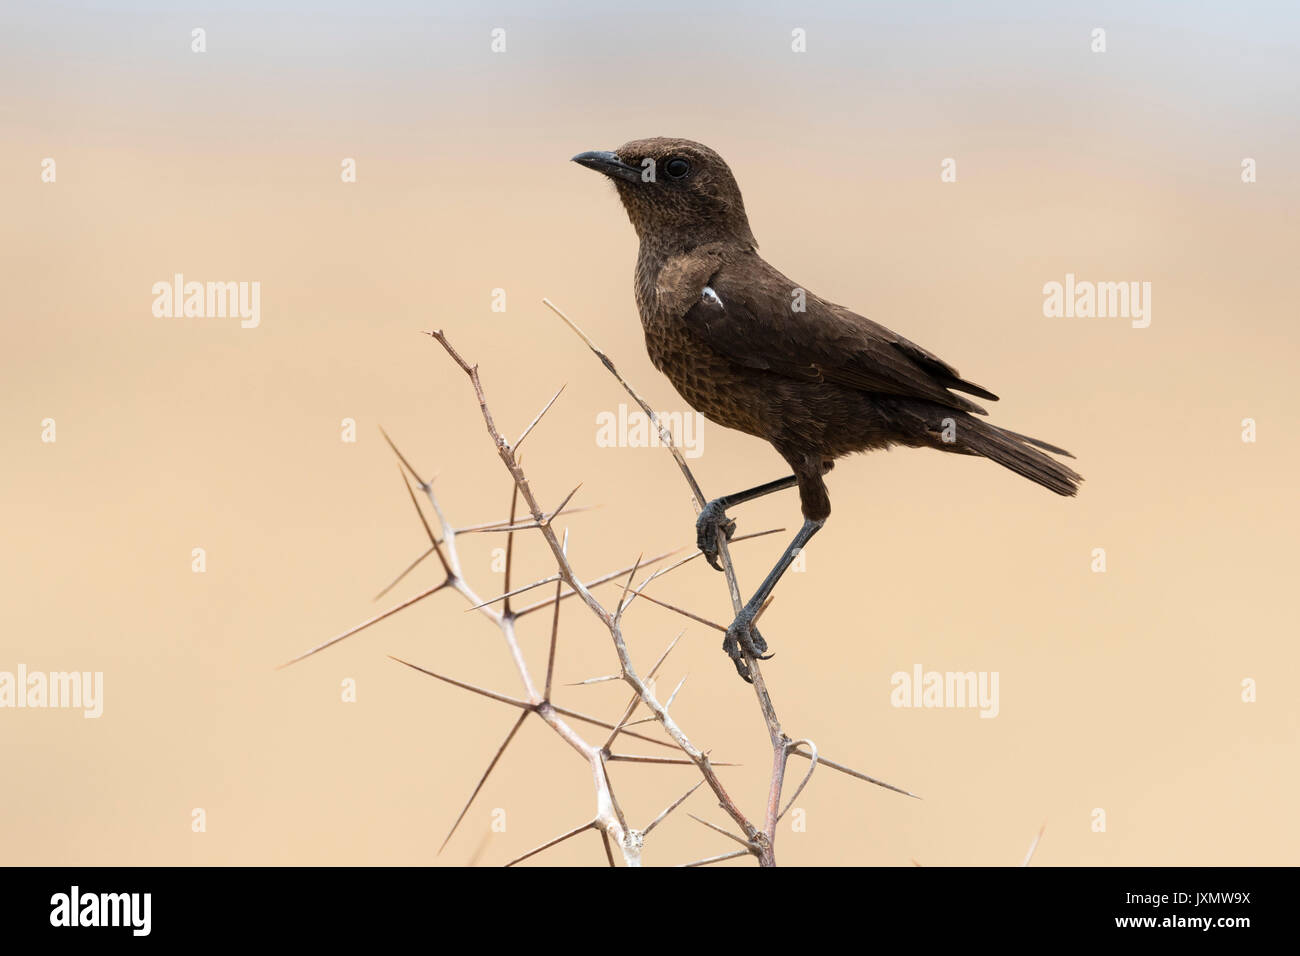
[643, 324, 767, 438]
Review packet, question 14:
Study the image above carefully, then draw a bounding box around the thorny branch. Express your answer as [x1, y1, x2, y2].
[542, 298, 917, 863]
[284, 301, 916, 866]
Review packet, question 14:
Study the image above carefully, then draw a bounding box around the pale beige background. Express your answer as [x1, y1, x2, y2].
[2, 2, 1297, 865]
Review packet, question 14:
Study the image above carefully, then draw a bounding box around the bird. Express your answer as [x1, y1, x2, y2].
[572, 137, 1081, 681]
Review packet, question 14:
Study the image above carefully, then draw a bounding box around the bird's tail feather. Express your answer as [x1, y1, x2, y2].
[961, 420, 1082, 496]
[993, 427, 1076, 459]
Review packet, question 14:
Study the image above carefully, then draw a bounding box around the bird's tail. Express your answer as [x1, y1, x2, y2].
[959, 418, 1082, 497]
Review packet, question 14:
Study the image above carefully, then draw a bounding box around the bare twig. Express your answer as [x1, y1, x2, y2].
[424, 326, 760, 859]
[292, 308, 918, 866]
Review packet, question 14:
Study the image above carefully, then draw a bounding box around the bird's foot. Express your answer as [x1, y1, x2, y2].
[721, 611, 772, 683]
[696, 499, 737, 572]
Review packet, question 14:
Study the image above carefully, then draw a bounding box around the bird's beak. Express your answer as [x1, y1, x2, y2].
[571, 150, 642, 184]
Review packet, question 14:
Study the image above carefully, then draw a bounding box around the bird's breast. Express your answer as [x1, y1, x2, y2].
[632, 247, 768, 438]
[640, 313, 768, 440]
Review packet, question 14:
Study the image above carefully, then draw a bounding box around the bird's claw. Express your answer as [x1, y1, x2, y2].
[722, 614, 772, 683]
[696, 499, 737, 572]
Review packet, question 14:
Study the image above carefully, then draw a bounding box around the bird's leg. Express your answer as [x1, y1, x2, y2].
[723, 517, 825, 681]
[696, 474, 798, 571]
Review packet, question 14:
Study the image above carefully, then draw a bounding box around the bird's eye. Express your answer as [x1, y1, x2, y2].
[665, 157, 690, 179]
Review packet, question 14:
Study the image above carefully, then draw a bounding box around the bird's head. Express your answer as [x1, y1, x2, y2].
[572, 137, 757, 251]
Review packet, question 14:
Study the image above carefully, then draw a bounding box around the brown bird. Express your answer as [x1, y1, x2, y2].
[573, 138, 1081, 680]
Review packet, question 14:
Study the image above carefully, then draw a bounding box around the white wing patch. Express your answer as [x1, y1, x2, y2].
[701, 285, 724, 309]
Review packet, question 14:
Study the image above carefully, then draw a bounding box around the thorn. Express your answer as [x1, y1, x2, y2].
[567, 674, 623, 686]
[469, 521, 544, 534]
[619, 715, 658, 729]
[787, 747, 920, 800]
[439, 711, 530, 854]
[465, 829, 492, 867]
[388, 657, 531, 710]
[678, 849, 749, 868]
[1021, 823, 1047, 867]
[547, 482, 583, 524]
[463, 573, 565, 612]
[512, 384, 566, 452]
[548, 705, 678, 752]
[503, 820, 595, 867]
[643, 780, 703, 836]
[606, 753, 732, 766]
[398, 467, 453, 577]
[398, 466, 438, 547]
[664, 674, 688, 710]
[373, 545, 437, 602]
[634, 592, 727, 632]
[454, 506, 598, 535]
[614, 553, 645, 620]
[778, 738, 818, 821]
[649, 630, 688, 679]
[278, 582, 450, 668]
[686, 814, 756, 851]
[379, 425, 427, 487]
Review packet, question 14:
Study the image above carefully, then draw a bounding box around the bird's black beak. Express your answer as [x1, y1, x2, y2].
[571, 150, 642, 184]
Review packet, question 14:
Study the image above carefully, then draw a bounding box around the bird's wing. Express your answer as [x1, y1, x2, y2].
[678, 255, 999, 414]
